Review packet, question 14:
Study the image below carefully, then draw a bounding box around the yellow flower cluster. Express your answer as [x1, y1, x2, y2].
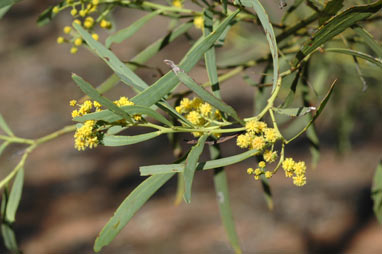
[74, 120, 99, 151]
[53, 0, 110, 54]
[172, 0, 183, 8]
[193, 16, 204, 30]
[176, 97, 222, 137]
[282, 158, 307, 187]
[246, 161, 273, 180]
[236, 120, 280, 151]
[70, 96, 139, 151]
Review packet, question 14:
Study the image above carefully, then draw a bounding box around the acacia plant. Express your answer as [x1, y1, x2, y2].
[1, 0, 382, 253]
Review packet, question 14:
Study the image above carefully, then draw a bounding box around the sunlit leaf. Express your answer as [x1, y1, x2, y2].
[5, 168, 24, 223]
[102, 132, 162, 146]
[372, 160, 382, 223]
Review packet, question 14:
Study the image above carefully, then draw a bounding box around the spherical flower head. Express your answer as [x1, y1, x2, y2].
[293, 174, 306, 187]
[52, 6, 60, 14]
[71, 109, 79, 118]
[74, 38, 83, 46]
[92, 33, 99, 41]
[254, 175, 260, 180]
[85, 135, 99, 149]
[263, 150, 277, 163]
[282, 158, 295, 171]
[187, 111, 201, 125]
[73, 19, 81, 26]
[172, 0, 183, 8]
[199, 103, 212, 117]
[265, 171, 273, 179]
[247, 168, 254, 175]
[251, 136, 265, 150]
[194, 16, 204, 30]
[245, 120, 267, 134]
[254, 168, 263, 176]
[179, 98, 192, 112]
[258, 161, 266, 168]
[63, 26, 72, 34]
[115, 96, 134, 107]
[70, 47, 78, 54]
[79, 9, 87, 17]
[79, 100, 93, 114]
[100, 19, 111, 29]
[191, 97, 202, 109]
[133, 114, 142, 121]
[264, 128, 279, 143]
[236, 133, 251, 149]
[69, 100, 77, 107]
[71, 8, 78, 16]
[293, 161, 306, 175]
[75, 138, 86, 151]
[84, 20, 94, 29]
[192, 131, 202, 137]
[285, 171, 293, 178]
[93, 101, 101, 108]
[92, 0, 100, 5]
[57, 36, 65, 44]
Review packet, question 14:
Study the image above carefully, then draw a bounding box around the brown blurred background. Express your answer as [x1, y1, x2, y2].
[0, 0, 382, 253]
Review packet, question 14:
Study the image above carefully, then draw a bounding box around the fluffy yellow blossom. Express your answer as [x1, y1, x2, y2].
[247, 168, 254, 174]
[264, 128, 279, 143]
[293, 175, 306, 187]
[92, 33, 99, 41]
[282, 158, 295, 171]
[71, 110, 79, 118]
[192, 131, 202, 137]
[79, 100, 93, 115]
[84, 17, 94, 28]
[293, 161, 306, 175]
[187, 111, 201, 125]
[285, 171, 293, 178]
[92, 0, 100, 5]
[74, 38, 83, 46]
[73, 19, 81, 25]
[71, 8, 78, 16]
[79, 9, 87, 17]
[69, 100, 77, 107]
[263, 150, 277, 163]
[258, 161, 266, 168]
[70, 47, 78, 54]
[251, 136, 265, 150]
[191, 97, 202, 108]
[254, 168, 262, 176]
[93, 101, 101, 108]
[199, 103, 212, 117]
[57, 36, 65, 44]
[114, 96, 134, 107]
[194, 16, 204, 30]
[74, 120, 98, 151]
[52, 6, 60, 14]
[63, 26, 72, 34]
[172, 0, 182, 8]
[254, 175, 260, 180]
[265, 171, 273, 179]
[236, 133, 252, 148]
[180, 98, 192, 112]
[245, 120, 267, 134]
[100, 19, 111, 29]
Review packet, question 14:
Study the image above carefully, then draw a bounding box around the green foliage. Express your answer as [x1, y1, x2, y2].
[1, 0, 382, 253]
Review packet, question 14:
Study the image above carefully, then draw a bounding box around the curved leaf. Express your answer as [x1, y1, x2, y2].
[324, 48, 382, 68]
[94, 173, 175, 252]
[140, 149, 257, 176]
[0, 113, 14, 136]
[274, 106, 316, 117]
[6, 168, 24, 223]
[102, 131, 162, 146]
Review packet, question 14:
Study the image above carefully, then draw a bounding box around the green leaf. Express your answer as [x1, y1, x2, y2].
[0, 0, 20, 9]
[1, 224, 18, 252]
[102, 131, 162, 146]
[260, 175, 273, 211]
[36, 1, 65, 26]
[307, 123, 320, 168]
[0, 141, 9, 157]
[130, 10, 241, 107]
[221, 0, 228, 14]
[353, 25, 382, 58]
[5, 168, 24, 223]
[72, 74, 132, 122]
[318, 0, 344, 25]
[210, 145, 241, 254]
[183, 134, 208, 203]
[234, 0, 279, 92]
[0, 5, 11, 19]
[105, 11, 160, 48]
[176, 72, 243, 124]
[324, 48, 382, 68]
[274, 106, 316, 117]
[74, 105, 172, 127]
[95, 22, 193, 95]
[140, 149, 257, 176]
[293, 1, 382, 66]
[372, 160, 382, 223]
[93, 173, 175, 252]
[0, 113, 14, 136]
[73, 23, 150, 93]
[203, 9, 221, 98]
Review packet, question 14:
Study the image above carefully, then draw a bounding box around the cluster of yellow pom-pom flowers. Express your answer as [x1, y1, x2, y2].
[70, 96, 138, 151]
[176, 97, 223, 138]
[54, 0, 112, 54]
